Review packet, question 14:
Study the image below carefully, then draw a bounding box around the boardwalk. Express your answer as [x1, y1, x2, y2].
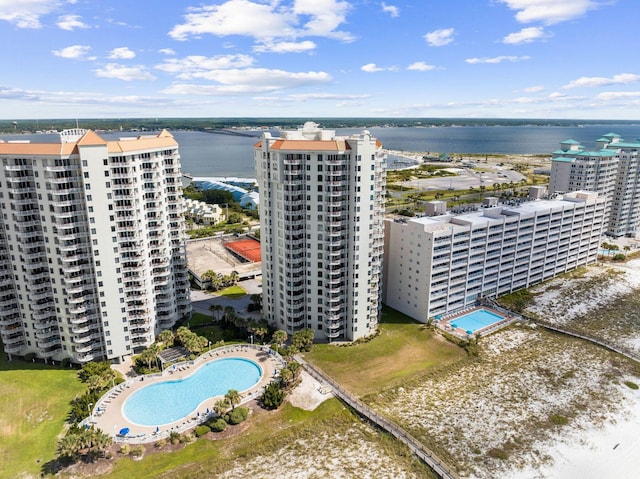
[296, 357, 460, 479]
[531, 319, 640, 364]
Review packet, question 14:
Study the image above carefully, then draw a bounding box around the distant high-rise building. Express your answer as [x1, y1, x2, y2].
[549, 133, 640, 237]
[0, 129, 191, 363]
[255, 122, 386, 341]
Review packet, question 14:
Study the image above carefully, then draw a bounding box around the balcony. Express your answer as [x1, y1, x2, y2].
[32, 307, 56, 321]
[4, 341, 26, 354]
[0, 313, 21, 327]
[2, 331, 26, 344]
[35, 327, 59, 340]
[75, 343, 93, 354]
[69, 314, 96, 325]
[75, 333, 98, 344]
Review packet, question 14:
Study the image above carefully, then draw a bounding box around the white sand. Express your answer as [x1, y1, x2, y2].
[509, 384, 640, 479]
[287, 370, 333, 411]
[509, 258, 640, 478]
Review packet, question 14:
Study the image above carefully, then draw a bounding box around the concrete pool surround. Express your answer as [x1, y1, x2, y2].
[84, 344, 285, 444]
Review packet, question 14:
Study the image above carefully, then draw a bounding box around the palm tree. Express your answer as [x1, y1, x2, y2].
[139, 344, 160, 370]
[249, 293, 262, 310]
[287, 360, 301, 381]
[214, 399, 229, 417]
[156, 329, 175, 348]
[253, 327, 268, 344]
[272, 330, 288, 348]
[57, 433, 82, 462]
[225, 389, 241, 410]
[209, 304, 223, 322]
[234, 315, 248, 331]
[86, 428, 112, 460]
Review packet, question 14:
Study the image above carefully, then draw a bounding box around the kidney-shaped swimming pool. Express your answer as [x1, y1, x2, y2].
[123, 357, 262, 426]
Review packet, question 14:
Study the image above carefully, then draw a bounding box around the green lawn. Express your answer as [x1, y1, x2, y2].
[0, 353, 84, 478]
[305, 307, 467, 396]
[216, 285, 246, 298]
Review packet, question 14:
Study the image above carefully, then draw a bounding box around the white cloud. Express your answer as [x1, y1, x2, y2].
[159, 48, 176, 55]
[52, 45, 91, 59]
[288, 92, 371, 101]
[108, 47, 136, 60]
[382, 2, 399, 17]
[162, 68, 332, 95]
[0, 0, 68, 28]
[522, 85, 545, 92]
[254, 40, 316, 53]
[94, 63, 156, 81]
[498, 0, 601, 25]
[465, 55, 531, 64]
[293, 0, 353, 41]
[361, 63, 398, 73]
[424, 28, 454, 47]
[155, 54, 255, 78]
[563, 73, 640, 89]
[170, 0, 353, 43]
[503, 26, 548, 44]
[56, 14, 88, 31]
[595, 91, 640, 101]
[407, 62, 436, 71]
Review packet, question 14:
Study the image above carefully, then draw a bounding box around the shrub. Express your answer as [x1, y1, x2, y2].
[261, 381, 285, 410]
[154, 439, 167, 448]
[179, 432, 194, 443]
[130, 445, 145, 457]
[612, 253, 626, 261]
[194, 425, 211, 437]
[550, 414, 569, 426]
[624, 381, 639, 390]
[488, 448, 508, 460]
[208, 418, 227, 432]
[118, 444, 130, 455]
[169, 431, 181, 444]
[226, 406, 249, 425]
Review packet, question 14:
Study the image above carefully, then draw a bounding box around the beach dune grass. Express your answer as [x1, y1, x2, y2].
[305, 307, 467, 396]
[0, 351, 84, 478]
[97, 399, 432, 479]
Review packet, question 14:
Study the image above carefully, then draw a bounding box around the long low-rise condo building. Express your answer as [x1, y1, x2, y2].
[383, 192, 605, 322]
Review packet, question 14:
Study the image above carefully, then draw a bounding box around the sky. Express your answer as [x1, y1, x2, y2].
[1, 0, 639, 120]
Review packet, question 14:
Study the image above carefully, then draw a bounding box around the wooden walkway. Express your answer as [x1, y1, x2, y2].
[482, 297, 640, 364]
[531, 319, 640, 364]
[296, 357, 460, 479]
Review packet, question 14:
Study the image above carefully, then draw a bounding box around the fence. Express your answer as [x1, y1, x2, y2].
[297, 358, 460, 479]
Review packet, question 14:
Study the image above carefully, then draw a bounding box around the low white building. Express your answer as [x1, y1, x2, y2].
[184, 199, 224, 225]
[383, 192, 606, 322]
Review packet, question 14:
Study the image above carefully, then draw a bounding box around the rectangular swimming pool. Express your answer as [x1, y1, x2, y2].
[448, 308, 506, 333]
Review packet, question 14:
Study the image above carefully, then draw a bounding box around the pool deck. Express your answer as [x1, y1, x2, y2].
[438, 305, 519, 338]
[85, 344, 284, 443]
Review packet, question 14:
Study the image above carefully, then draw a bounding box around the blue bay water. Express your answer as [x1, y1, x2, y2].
[175, 125, 640, 177]
[3, 124, 639, 177]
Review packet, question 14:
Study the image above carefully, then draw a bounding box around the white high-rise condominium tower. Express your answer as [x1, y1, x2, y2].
[0, 129, 191, 364]
[550, 133, 640, 237]
[255, 122, 386, 341]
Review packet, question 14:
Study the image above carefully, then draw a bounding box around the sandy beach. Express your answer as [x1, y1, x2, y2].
[509, 384, 640, 479]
